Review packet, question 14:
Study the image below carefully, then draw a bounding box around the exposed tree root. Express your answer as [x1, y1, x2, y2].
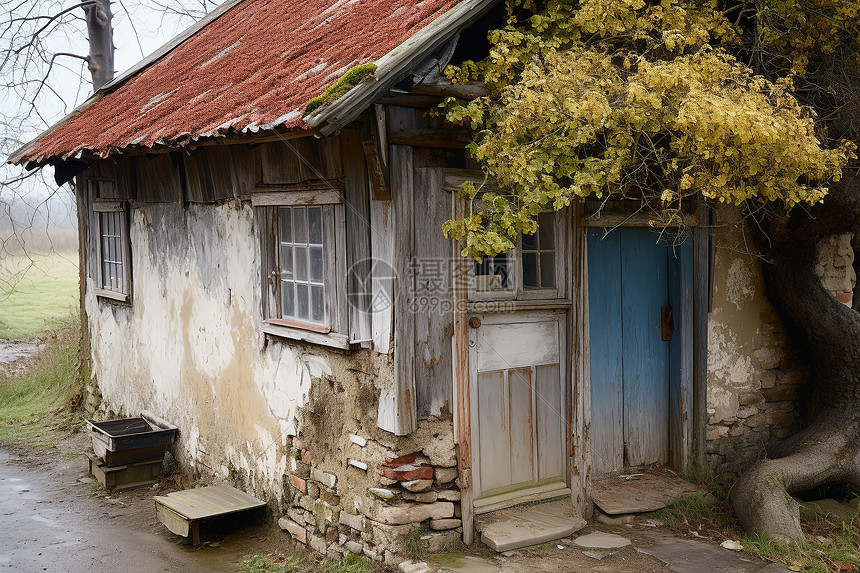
[730, 168, 860, 540]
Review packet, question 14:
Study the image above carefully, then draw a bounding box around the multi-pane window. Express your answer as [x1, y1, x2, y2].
[92, 199, 130, 301]
[278, 206, 326, 325]
[99, 211, 126, 292]
[521, 212, 556, 290]
[469, 211, 561, 299]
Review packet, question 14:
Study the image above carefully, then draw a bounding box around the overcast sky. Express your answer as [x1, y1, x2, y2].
[1, 0, 227, 223]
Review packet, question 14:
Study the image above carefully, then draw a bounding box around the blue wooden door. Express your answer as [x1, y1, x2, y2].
[588, 227, 691, 475]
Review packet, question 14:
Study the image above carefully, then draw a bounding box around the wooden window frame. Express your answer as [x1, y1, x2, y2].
[254, 190, 349, 349]
[92, 199, 132, 303]
[468, 209, 569, 303]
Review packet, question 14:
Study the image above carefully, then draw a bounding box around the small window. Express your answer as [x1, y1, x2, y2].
[92, 200, 131, 302]
[255, 190, 350, 349]
[278, 206, 326, 325]
[468, 211, 563, 301]
[522, 212, 556, 290]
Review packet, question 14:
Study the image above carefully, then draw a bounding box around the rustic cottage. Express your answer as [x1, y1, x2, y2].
[9, 0, 855, 559]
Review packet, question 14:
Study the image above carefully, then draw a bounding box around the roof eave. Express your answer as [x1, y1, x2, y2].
[304, 0, 501, 136]
[6, 0, 248, 167]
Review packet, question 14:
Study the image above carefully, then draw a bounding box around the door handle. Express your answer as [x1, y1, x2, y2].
[661, 306, 673, 341]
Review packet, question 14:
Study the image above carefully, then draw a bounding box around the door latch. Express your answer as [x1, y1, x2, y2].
[661, 306, 673, 341]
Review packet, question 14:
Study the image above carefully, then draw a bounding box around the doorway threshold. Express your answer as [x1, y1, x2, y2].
[591, 470, 701, 515]
[473, 482, 571, 515]
[476, 498, 586, 552]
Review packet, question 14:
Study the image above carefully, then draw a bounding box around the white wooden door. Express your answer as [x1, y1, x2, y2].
[469, 312, 568, 511]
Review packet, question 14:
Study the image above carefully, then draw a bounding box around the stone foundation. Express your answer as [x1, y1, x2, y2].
[706, 226, 854, 473]
[277, 421, 461, 562]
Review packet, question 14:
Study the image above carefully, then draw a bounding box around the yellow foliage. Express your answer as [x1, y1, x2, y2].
[443, 0, 857, 259]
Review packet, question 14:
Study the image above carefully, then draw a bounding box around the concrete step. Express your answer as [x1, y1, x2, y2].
[477, 500, 586, 552]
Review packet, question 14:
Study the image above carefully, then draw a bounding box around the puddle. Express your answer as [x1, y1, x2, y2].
[0, 340, 40, 366]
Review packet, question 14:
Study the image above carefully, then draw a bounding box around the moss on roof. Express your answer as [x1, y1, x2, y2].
[304, 63, 378, 115]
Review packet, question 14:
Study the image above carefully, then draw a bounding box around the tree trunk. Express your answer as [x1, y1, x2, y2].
[730, 166, 860, 540]
[83, 0, 114, 92]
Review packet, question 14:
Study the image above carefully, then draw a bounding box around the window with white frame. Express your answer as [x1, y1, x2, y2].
[278, 205, 326, 325]
[255, 190, 349, 348]
[92, 200, 131, 301]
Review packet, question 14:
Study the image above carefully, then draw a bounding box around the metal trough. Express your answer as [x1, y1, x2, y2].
[87, 415, 177, 466]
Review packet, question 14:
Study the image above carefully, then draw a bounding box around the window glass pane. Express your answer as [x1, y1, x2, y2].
[307, 207, 322, 245]
[279, 207, 292, 243]
[522, 252, 538, 288]
[294, 246, 308, 281]
[538, 213, 555, 249]
[309, 246, 324, 282]
[280, 245, 293, 279]
[102, 261, 110, 289]
[475, 253, 511, 292]
[282, 281, 295, 318]
[311, 286, 325, 323]
[293, 207, 307, 244]
[296, 283, 310, 321]
[521, 231, 537, 251]
[540, 252, 556, 288]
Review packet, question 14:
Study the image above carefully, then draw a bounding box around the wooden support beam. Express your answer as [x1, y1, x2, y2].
[388, 129, 471, 149]
[410, 80, 489, 99]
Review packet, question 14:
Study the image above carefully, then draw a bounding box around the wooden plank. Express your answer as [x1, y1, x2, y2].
[370, 199, 395, 354]
[508, 367, 534, 486]
[536, 363, 565, 482]
[586, 229, 624, 475]
[388, 144, 417, 435]
[256, 207, 278, 319]
[621, 228, 669, 467]
[342, 128, 373, 343]
[570, 203, 592, 518]
[388, 129, 471, 149]
[477, 322, 559, 372]
[250, 189, 343, 207]
[156, 502, 191, 537]
[413, 167, 454, 419]
[475, 370, 509, 495]
[693, 205, 710, 470]
[452, 189, 474, 543]
[135, 154, 182, 202]
[153, 484, 265, 521]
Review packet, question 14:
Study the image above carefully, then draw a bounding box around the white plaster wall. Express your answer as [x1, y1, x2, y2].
[85, 201, 325, 501]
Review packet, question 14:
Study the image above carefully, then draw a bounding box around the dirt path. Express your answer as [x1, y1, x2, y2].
[0, 433, 281, 573]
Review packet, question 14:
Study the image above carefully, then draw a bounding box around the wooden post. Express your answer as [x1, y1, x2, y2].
[452, 192, 474, 544]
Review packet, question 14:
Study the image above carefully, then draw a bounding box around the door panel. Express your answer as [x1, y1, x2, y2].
[471, 314, 566, 502]
[587, 231, 624, 475]
[621, 228, 670, 467]
[589, 228, 689, 473]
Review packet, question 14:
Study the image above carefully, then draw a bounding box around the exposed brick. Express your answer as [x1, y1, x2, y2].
[326, 525, 339, 544]
[292, 437, 305, 451]
[320, 488, 340, 506]
[289, 474, 307, 494]
[738, 392, 765, 406]
[384, 453, 416, 467]
[380, 464, 433, 481]
[359, 500, 453, 525]
[836, 292, 853, 304]
[279, 517, 307, 544]
[302, 450, 312, 464]
[311, 467, 337, 489]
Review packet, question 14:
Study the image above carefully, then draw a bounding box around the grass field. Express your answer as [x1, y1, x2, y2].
[0, 252, 79, 340]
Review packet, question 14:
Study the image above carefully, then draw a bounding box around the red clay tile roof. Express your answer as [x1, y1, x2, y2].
[15, 0, 459, 164]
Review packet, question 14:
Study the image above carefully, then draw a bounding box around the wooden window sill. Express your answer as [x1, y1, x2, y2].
[262, 322, 351, 350]
[94, 288, 130, 303]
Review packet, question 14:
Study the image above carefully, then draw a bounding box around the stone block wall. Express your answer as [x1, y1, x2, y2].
[276, 417, 462, 564]
[706, 223, 855, 473]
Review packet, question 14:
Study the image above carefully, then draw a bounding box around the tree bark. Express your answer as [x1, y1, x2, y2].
[730, 166, 860, 540]
[83, 0, 114, 91]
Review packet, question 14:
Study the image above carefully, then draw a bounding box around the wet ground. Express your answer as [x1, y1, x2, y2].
[0, 340, 40, 375]
[0, 439, 279, 573]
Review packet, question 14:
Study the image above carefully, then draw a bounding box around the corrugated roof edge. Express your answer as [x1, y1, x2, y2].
[7, 0, 248, 167]
[305, 0, 500, 136]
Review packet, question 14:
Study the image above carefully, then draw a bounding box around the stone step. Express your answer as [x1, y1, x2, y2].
[478, 501, 586, 552]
